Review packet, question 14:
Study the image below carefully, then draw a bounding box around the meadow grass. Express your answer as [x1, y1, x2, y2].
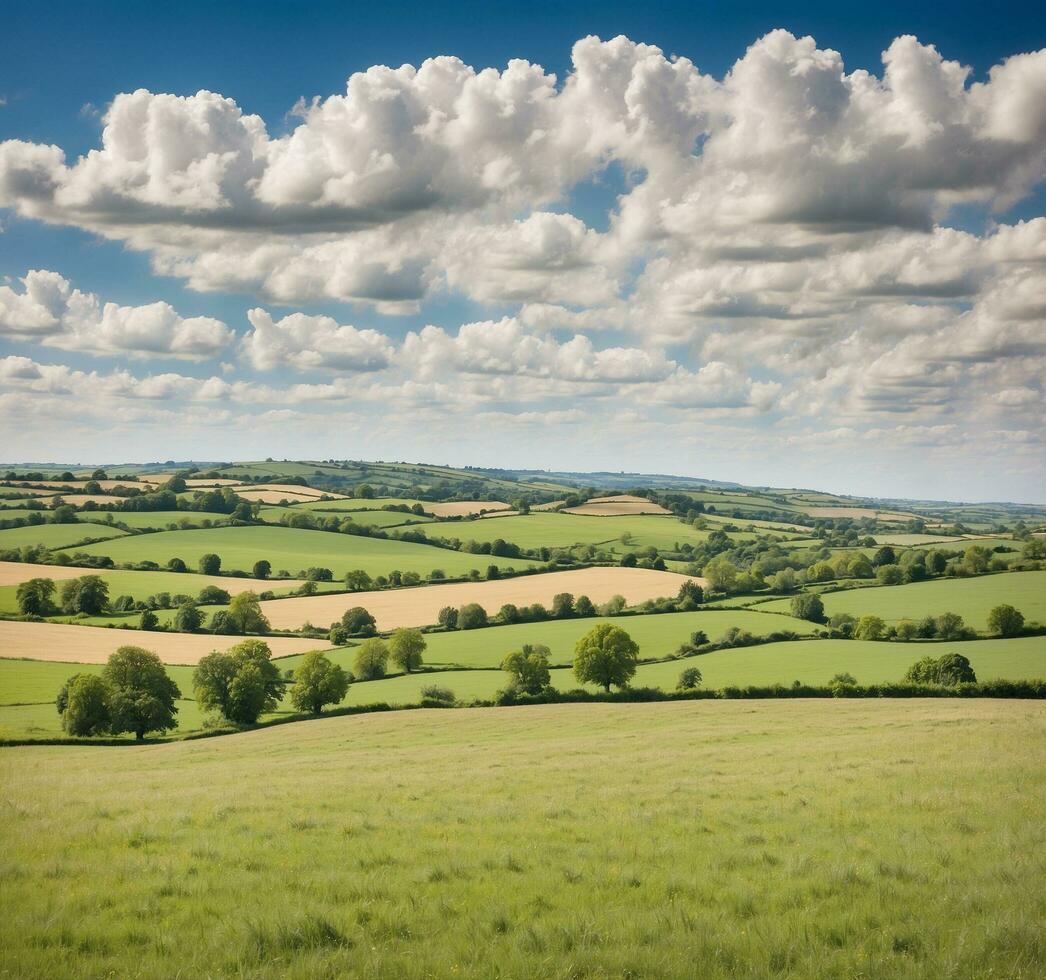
[73, 525, 540, 579]
[85, 511, 233, 530]
[259, 508, 435, 529]
[759, 570, 1046, 629]
[0, 699, 1042, 978]
[0, 522, 128, 551]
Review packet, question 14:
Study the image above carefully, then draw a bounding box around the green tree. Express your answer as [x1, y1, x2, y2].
[252, 559, 271, 580]
[934, 612, 965, 641]
[167, 557, 187, 573]
[59, 575, 110, 615]
[987, 604, 1024, 637]
[197, 585, 231, 604]
[344, 569, 373, 591]
[551, 593, 575, 618]
[139, 609, 159, 630]
[58, 673, 111, 736]
[102, 646, 180, 740]
[192, 639, 284, 725]
[936, 653, 977, 685]
[290, 651, 350, 714]
[895, 619, 919, 641]
[873, 546, 896, 567]
[458, 603, 488, 630]
[502, 644, 552, 694]
[437, 606, 458, 629]
[574, 594, 596, 616]
[389, 628, 426, 673]
[228, 591, 270, 634]
[876, 564, 904, 585]
[341, 606, 376, 635]
[702, 556, 738, 594]
[16, 577, 56, 616]
[677, 580, 704, 605]
[573, 624, 639, 692]
[173, 601, 203, 632]
[853, 614, 885, 640]
[198, 553, 221, 575]
[677, 666, 703, 690]
[354, 638, 389, 680]
[790, 593, 825, 623]
[828, 672, 858, 696]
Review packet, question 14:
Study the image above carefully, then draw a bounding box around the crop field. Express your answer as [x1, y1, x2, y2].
[0, 522, 129, 551]
[0, 620, 327, 665]
[72, 525, 540, 579]
[760, 570, 1046, 629]
[95, 511, 235, 529]
[260, 567, 703, 630]
[1, 699, 1042, 978]
[424, 500, 513, 517]
[290, 496, 426, 512]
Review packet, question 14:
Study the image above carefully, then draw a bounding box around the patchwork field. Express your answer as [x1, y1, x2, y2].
[260, 566, 704, 631]
[1, 699, 1042, 978]
[424, 500, 512, 517]
[760, 570, 1046, 629]
[0, 619, 328, 665]
[72, 525, 540, 579]
[0, 522, 129, 551]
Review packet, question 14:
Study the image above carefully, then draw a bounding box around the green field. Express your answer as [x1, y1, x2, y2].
[73, 525, 540, 579]
[760, 571, 1046, 629]
[0, 522, 129, 551]
[387, 609, 815, 668]
[98, 511, 233, 530]
[290, 497, 428, 512]
[260, 507, 434, 529]
[1, 699, 1042, 978]
[421, 511, 752, 552]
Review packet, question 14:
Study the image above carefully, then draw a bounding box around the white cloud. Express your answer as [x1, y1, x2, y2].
[0, 269, 232, 359]
[242, 309, 395, 372]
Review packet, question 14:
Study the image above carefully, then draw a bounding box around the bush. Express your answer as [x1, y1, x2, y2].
[502, 644, 552, 694]
[904, 652, 977, 686]
[458, 603, 488, 630]
[419, 685, 456, 707]
[197, 585, 231, 605]
[987, 604, 1024, 637]
[341, 606, 376, 636]
[199, 553, 221, 575]
[173, 602, 203, 633]
[677, 666, 703, 690]
[853, 614, 885, 641]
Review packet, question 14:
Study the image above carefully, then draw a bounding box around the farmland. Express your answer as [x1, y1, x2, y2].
[759, 570, 1046, 630]
[72, 525, 540, 579]
[0, 522, 128, 551]
[1, 699, 1043, 978]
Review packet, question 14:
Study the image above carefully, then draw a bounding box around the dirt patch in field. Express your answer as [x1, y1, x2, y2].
[0, 620, 326, 666]
[563, 499, 672, 516]
[424, 501, 512, 517]
[261, 566, 707, 631]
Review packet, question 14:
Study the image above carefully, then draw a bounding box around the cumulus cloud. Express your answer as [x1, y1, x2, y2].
[242, 309, 395, 372]
[0, 269, 232, 359]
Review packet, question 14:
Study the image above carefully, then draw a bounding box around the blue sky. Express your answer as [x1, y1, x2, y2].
[0, 1, 1044, 500]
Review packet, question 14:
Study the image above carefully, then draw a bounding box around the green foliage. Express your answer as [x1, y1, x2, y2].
[904, 653, 978, 686]
[574, 594, 596, 616]
[853, 614, 885, 641]
[790, 592, 825, 623]
[876, 564, 904, 585]
[192, 639, 284, 725]
[419, 685, 456, 706]
[252, 559, 271, 580]
[703, 556, 738, 593]
[388, 628, 426, 673]
[139, 609, 159, 630]
[102, 646, 180, 740]
[16, 577, 56, 616]
[289, 651, 350, 715]
[573, 624, 639, 692]
[173, 601, 203, 632]
[551, 592, 575, 617]
[502, 644, 552, 694]
[437, 606, 458, 629]
[828, 672, 858, 696]
[59, 575, 110, 615]
[199, 553, 221, 575]
[197, 585, 231, 604]
[341, 606, 376, 636]
[354, 638, 389, 680]
[935, 611, 965, 641]
[227, 591, 270, 634]
[987, 604, 1024, 637]
[344, 569, 373, 591]
[677, 666, 703, 690]
[57, 673, 111, 736]
[458, 602, 488, 630]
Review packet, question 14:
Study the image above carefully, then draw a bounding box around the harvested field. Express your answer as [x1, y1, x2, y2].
[244, 484, 345, 499]
[0, 620, 326, 665]
[563, 495, 671, 516]
[801, 506, 920, 520]
[424, 500, 512, 517]
[260, 566, 705, 631]
[0, 560, 92, 587]
[233, 489, 328, 504]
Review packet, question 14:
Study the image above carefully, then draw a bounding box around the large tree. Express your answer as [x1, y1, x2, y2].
[987, 604, 1024, 638]
[341, 606, 377, 636]
[573, 624, 638, 692]
[192, 639, 284, 725]
[354, 638, 389, 680]
[290, 651, 350, 715]
[790, 593, 825, 623]
[502, 644, 552, 694]
[16, 577, 56, 616]
[389, 628, 426, 673]
[227, 591, 269, 634]
[57, 673, 111, 736]
[102, 646, 180, 740]
[59, 575, 110, 615]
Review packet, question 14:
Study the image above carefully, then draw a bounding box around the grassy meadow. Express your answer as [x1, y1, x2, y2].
[0, 522, 128, 551]
[1, 699, 1043, 978]
[759, 570, 1046, 629]
[73, 525, 540, 579]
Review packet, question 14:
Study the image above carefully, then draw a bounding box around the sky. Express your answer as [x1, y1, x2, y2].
[0, 0, 1044, 502]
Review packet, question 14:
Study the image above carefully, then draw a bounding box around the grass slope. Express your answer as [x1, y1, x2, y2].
[0, 523, 128, 551]
[73, 525, 539, 579]
[760, 571, 1046, 629]
[1, 700, 1043, 978]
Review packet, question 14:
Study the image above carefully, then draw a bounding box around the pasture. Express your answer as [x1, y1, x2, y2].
[760, 570, 1046, 630]
[260, 566, 703, 631]
[0, 522, 128, 551]
[72, 525, 540, 579]
[562, 494, 671, 516]
[1, 699, 1042, 978]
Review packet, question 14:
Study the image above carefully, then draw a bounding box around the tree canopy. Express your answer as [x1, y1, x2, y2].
[573, 624, 639, 692]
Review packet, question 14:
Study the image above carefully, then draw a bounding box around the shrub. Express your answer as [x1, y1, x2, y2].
[677, 666, 703, 690]
[790, 593, 825, 623]
[173, 602, 203, 633]
[341, 606, 376, 636]
[197, 585, 231, 605]
[199, 553, 221, 575]
[419, 685, 456, 707]
[987, 604, 1024, 637]
[458, 603, 488, 630]
[934, 611, 965, 641]
[828, 672, 858, 696]
[437, 606, 458, 629]
[252, 560, 271, 580]
[904, 653, 977, 686]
